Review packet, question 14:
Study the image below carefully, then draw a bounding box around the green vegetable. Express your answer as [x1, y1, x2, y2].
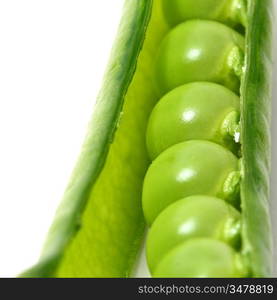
[153, 238, 247, 278]
[143, 140, 240, 225]
[146, 82, 240, 160]
[146, 195, 241, 272]
[240, 0, 273, 277]
[162, 0, 247, 27]
[21, 0, 272, 278]
[155, 20, 245, 94]
[21, 0, 157, 278]
[143, 0, 272, 278]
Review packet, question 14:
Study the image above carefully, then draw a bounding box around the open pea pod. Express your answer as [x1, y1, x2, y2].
[22, 0, 273, 278]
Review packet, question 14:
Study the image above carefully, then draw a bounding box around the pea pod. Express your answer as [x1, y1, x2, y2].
[21, 0, 272, 277]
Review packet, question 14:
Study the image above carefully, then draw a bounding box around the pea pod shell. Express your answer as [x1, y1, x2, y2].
[21, 0, 154, 277]
[20, 0, 273, 277]
[240, 0, 273, 277]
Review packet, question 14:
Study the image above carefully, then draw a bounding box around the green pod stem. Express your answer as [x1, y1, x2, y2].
[240, 0, 273, 277]
[20, 0, 272, 278]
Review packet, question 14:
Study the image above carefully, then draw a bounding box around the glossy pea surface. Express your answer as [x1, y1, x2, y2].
[142, 140, 239, 224]
[155, 20, 244, 94]
[153, 238, 246, 278]
[146, 82, 240, 159]
[146, 195, 241, 272]
[162, 0, 245, 27]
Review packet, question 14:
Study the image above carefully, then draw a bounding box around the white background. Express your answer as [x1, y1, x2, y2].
[0, 0, 276, 277]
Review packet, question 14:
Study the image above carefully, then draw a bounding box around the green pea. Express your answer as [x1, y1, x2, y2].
[162, 0, 246, 27]
[146, 82, 240, 160]
[155, 20, 244, 94]
[142, 140, 240, 224]
[153, 238, 247, 278]
[146, 195, 241, 273]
